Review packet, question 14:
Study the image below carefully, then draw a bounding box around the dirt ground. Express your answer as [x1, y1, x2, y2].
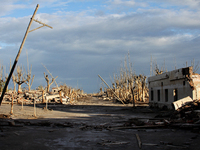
[0, 96, 199, 150]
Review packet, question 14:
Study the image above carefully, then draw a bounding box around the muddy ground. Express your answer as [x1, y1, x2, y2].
[0, 96, 199, 150]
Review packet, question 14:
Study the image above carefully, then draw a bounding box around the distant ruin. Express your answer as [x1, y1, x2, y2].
[148, 66, 200, 109]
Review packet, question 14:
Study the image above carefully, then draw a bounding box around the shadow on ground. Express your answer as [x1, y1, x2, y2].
[0, 97, 199, 150]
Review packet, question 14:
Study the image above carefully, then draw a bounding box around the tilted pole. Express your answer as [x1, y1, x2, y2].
[0, 4, 53, 105]
[98, 74, 125, 105]
[0, 5, 39, 105]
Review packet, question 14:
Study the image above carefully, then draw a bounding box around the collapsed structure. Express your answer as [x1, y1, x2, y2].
[148, 66, 200, 109]
[1, 85, 86, 106]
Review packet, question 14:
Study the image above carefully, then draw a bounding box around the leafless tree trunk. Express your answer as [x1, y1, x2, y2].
[25, 51, 35, 91]
[14, 65, 27, 93]
[42, 90, 45, 103]
[25, 64, 35, 91]
[44, 72, 58, 93]
[37, 85, 46, 103]
[21, 98, 23, 110]
[0, 65, 5, 93]
[10, 93, 14, 115]
[59, 90, 63, 103]
[10, 60, 17, 93]
[34, 99, 36, 117]
[110, 52, 149, 104]
[191, 59, 199, 73]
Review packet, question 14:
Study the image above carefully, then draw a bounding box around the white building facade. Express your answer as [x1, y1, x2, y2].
[148, 67, 200, 109]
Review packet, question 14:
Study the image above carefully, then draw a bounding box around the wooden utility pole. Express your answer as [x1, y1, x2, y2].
[0, 4, 52, 105]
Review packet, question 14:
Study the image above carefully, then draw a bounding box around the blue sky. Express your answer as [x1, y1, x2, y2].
[1, 0, 200, 93]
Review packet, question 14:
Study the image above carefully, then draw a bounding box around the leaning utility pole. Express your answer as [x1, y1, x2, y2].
[98, 74, 125, 105]
[0, 4, 52, 105]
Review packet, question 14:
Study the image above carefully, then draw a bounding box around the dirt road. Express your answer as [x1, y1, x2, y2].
[0, 97, 199, 150]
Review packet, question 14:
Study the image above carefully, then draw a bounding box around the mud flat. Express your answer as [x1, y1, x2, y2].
[0, 97, 199, 150]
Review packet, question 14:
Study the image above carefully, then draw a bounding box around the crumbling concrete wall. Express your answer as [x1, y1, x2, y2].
[148, 66, 200, 109]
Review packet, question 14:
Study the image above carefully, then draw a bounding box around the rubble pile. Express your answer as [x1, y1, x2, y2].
[101, 99, 200, 130]
[170, 99, 200, 128]
[1, 86, 87, 105]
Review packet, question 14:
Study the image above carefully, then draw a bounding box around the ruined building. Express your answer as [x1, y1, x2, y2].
[148, 66, 200, 108]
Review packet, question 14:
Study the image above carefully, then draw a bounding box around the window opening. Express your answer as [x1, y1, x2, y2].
[157, 90, 160, 101]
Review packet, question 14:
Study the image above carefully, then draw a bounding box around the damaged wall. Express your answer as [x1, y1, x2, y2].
[148, 66, 200, 109]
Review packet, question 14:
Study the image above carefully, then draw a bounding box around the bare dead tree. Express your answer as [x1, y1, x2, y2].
[33, 99, 36, 117]
[154, 64, 163, 75]
[0, 64, 8, 92]
[10, 59, 17, 93]
[14, 65, 27, 93]
[44, 72, 58, 93]
[150, 55, 153, 76]
[110, 52, 149, 104]
[42, 63, 58, 88]
[37, 85, 46, 103]
[58, 89, 63, 103]
[151, 57, 167, 75]
[173, 57, 177, 70]
[25, 65, 35, 91]
[191, 59, 199, 73]
[25, 51, 35, 91]
[10, 92, 14, 115]
[0, 65, 4, 92]
[4, 66, 8, 92]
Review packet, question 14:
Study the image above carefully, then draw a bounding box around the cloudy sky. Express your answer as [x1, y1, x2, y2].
[1, 0, 200, 93]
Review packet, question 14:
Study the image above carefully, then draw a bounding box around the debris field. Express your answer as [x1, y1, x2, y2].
[0, 96, 200, 150]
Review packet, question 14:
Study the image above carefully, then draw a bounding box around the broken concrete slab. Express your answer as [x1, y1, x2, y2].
[173, 96, 193, 110]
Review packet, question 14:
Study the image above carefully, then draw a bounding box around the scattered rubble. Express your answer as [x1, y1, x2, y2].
[1, 85, 87, 106]
[0, 96, 200, 149]
[169, 99, 200, 129]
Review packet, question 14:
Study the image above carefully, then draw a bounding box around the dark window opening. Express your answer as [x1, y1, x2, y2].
[151, 90, 154, 101]
[165, 89, 168, 102]
[183, 81, 185, 86]
[182, 67, 189, 76]
[157, 90, 160, 101]
[161, 82, 163, 86]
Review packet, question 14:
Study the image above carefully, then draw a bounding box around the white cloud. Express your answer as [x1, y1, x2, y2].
[1, 1, 200, 92]
[0, 3, 25, 17]
[109, 0, 135, 6]
[168, 0, 200, 9]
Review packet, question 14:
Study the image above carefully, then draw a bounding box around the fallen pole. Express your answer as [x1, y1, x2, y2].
[98, 74, 125, 105]
[135, 134, 142, 149]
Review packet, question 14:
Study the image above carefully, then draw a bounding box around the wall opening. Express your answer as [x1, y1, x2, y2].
[165, 89, 168, 102]
[157, 90, 160, 101]
[183, 81, 185, 86]
[173, 89, 178, 101]
[151, 90, 154, 101]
